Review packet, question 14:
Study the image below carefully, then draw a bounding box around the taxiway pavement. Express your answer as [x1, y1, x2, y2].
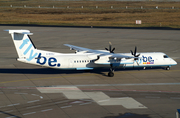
[0, 26, 180, 118]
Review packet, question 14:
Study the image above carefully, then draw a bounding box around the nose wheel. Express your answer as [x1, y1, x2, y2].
[165, 66, 170, 70]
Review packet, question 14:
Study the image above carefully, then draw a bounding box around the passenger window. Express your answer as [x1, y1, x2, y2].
[163, 55, 169, 58]
[74, 61, 76, 63]
[82, 60, 84, 63]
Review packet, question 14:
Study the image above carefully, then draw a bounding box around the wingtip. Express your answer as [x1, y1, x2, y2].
[64, 44, 70, 46]
[4, 30, 9, 32]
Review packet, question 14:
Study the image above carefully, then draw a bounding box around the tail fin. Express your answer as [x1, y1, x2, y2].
[6, 30, 38, 61]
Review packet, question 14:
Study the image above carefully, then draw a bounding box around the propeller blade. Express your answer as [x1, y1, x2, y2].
[130, 50, 134, 55]
[109, 42, 112, 45]
[134, 46, 137, 56]
[111, 48, 115, 53]
[109, 43, 111, 52]
[135, 60, 139, 66]
[105, 48, 108, 51]
[136, 53, 140, 57]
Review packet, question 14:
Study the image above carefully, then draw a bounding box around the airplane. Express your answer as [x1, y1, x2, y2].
[6, 29, 177, 77]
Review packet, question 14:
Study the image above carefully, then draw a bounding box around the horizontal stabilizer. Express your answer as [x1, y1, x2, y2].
[5, 30, 33, 35]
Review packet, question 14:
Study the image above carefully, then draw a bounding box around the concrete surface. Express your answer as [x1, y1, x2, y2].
[0, 26, 180, 118]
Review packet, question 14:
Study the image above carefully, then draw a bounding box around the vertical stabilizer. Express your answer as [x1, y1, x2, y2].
[7, 30, 38, 62]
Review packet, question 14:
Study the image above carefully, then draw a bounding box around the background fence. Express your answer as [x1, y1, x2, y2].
[1, 5, 180, 10]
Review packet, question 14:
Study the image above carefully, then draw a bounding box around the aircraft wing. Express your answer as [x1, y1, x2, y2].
[109, 54, 137, 59]
[64, 44, 105, 54]
[64, 44, 137, 59]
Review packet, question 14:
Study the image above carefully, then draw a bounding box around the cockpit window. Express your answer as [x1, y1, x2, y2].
[163, 55, 169, 58]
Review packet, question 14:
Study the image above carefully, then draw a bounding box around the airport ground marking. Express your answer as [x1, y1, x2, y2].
[23, 112, 36, 116]
[41, 108, 53, 112]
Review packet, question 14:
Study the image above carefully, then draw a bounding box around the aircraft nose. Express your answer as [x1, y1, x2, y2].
[171, 59, 177, 65]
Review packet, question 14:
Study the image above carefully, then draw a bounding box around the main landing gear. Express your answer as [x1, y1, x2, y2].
[108, 70, 114, 77]
[108, 64, 115, 77]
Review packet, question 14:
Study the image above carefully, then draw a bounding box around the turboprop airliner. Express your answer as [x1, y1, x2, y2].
[6, 30, 177, 77]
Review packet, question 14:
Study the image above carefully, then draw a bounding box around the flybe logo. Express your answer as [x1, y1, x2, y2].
[19, 38, 60, 67]
[142, 55, 154, 64]
[19, 38, 37, 61]
[136, 55, 154, 64]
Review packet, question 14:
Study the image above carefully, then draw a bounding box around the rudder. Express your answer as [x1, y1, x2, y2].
[7, 30, 38, 62]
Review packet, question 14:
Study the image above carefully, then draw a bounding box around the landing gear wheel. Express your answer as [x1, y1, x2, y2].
[108, 71, 114, 77]
[166, 66, 170, 70]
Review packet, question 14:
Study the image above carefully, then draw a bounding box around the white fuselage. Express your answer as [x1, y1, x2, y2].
[17, 49, 177, 70]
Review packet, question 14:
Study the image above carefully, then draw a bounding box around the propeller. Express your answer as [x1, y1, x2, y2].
[105, 42, 115, 53]
[130, 46, 140, 66]
[130, 46, 140, 60]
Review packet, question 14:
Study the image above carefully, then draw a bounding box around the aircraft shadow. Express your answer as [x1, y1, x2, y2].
[0, 67, 164, 77]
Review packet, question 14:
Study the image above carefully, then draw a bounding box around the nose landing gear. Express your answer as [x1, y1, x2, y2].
[165, 66, 170, 70]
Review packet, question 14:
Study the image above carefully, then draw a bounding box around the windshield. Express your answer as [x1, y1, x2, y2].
[163, 55, 169, 58]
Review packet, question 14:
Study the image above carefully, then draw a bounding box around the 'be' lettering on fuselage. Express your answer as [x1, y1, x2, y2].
[36, 53, 61, 67]
[142, 55, 154, 64]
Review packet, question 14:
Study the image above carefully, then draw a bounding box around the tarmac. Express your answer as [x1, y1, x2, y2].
[0, 26, 180, 118]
